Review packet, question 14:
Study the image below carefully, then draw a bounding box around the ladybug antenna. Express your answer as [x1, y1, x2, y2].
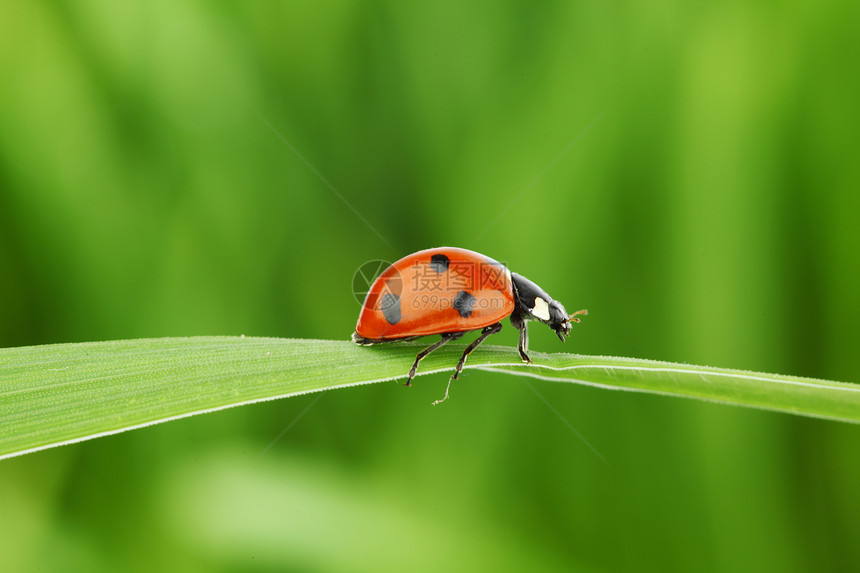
[568, 309, 588, 323]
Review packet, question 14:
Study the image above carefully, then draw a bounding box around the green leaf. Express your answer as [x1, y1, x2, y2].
[1, 337, 858, 460]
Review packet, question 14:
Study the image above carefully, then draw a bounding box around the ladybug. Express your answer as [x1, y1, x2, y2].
[352, 247, 585, 403]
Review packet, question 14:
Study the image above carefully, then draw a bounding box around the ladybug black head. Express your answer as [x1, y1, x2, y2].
[548, 300, 572, 340]
[511, 272, 585, 342]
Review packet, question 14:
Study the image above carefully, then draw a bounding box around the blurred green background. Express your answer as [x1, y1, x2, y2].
[1, 0, 859, 571]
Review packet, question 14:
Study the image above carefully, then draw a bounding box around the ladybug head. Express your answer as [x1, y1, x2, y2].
[550, 304, 587, 341]
[548, 300, 572, 340]
[511, 273, 586, 342]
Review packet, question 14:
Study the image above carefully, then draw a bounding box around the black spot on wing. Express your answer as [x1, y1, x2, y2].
[380, 293, 401, 324]
[430, 254, 450, 273]
[453, 290, 477, 318]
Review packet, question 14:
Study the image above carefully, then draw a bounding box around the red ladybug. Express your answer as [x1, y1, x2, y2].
[352, 247, 585, 402]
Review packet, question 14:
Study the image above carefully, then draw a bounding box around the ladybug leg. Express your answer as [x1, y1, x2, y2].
[405, 332, 464, 387]
[510, 313, 531, 363]
[452, 322, 503, 379]
[433, 322, 503, 406]
[517, 325, 531, 363]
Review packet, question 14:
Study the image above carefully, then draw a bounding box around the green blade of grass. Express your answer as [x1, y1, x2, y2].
[1, 336, 858, 460]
